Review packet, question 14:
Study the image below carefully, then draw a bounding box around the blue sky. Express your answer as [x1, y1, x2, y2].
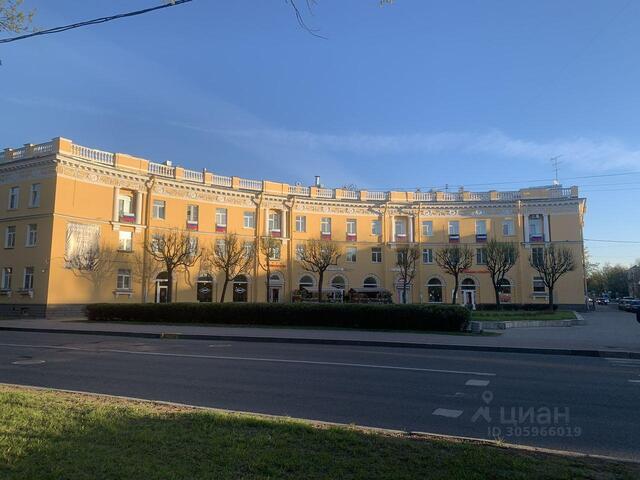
[1, 0, 639, 266]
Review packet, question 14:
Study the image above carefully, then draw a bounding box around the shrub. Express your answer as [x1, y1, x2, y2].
[85, 303, 471, 332]
[474, 303, 558, 312]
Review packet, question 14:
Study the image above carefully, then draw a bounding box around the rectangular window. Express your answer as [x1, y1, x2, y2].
[243, 241, 254, 258]
[1, 267, 12, 290]
[533, 276, 546, 293]
[346, 246, 357, 262]
[295, 215, 306, 233]
[116, 269, 132, 290]
[346, 219, 357, 240]
[188, 237, 198, 256]
[151, 234, 162, 253]
[5, 226, 16, 248]
[243, 211, 255, 228]
[295, 244, 306, 260]
[422, 221, 433, 237]
[118, 195, 133, 216]
[529, 214, 544, 241]
[503, 219, 515, 236]
[269, 241, 282, 260]
[396, 250, 407, 264]
[118, 231, 133, 252]
[321, 217, 331, 237]
[422, 248, 433, 264]
[187, 205, 200, 223]
[371, 247, 382, 263]
[395, 218, 407, 239]
[448, 221, 460, 235]
[8, 186, 19, 209]
[215, 208, 227, 231]
[29, 183, 41, 207]
[268, 211, 282, 233]
[476, 247, 487, 265]
[215, 238, 226, 255]
[26, 224, 37, 247]
[152, 200, 166, 219]
[475, 220, 487, 235]
[531, 247, 544, 267]
[23, 267, 34, 290]
[371, 219, 382, 236]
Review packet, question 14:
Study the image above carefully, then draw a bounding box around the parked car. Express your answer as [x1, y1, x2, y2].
[596, 297, 609, 305]
[627, 300, 640, 313]
[619, 297, 634, 310]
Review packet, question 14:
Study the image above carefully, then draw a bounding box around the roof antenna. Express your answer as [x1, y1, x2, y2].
[550, 155, 562, 186]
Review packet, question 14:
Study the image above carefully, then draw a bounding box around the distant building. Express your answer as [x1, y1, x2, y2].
[0, 137, 587, 317]
[629, 265, 640, 298]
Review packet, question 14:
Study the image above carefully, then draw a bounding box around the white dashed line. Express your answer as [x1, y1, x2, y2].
[432, 408, 463, 418]
[628, 380, 640, 384]
[465, 379, 490, 387]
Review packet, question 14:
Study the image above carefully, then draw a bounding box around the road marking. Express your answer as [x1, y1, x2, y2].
[628, 380, 640, 383]
[208, 344, 232, 348]
[0, 342, 496, 377]
[432, 408, 463, 418]
[11, 359, 45, 365]
[465, 379, 490, 387]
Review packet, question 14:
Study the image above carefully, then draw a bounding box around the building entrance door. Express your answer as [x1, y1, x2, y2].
[270, 287, 280, 303]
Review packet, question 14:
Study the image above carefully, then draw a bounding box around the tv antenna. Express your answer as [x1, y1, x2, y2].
[550, 155, 562, 185]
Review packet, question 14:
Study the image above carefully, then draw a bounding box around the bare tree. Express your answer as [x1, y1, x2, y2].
[485, 239, 519, 309]
[436, 245, 473, 305]
[257, 236, 281, 302]
[64, 242, 118, 295]
[297, 239, 341, 303]
[0, 0, 35, 33]
[395, 246, 419, 304]
[206, 233, 254, 302]
[132, 250, 163, 303]
[144, 229, 201, 303]
[529, 243, 576, 310]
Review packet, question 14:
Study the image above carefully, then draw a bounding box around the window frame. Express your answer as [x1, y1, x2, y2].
[371, 247, 382, 263]
[29, 183, 41, 208]
[23, 266, 34, 290]
[533, 276, 546, 293]
[346, 246, 357, 263]
[5, 226, 16, 249]
[243, 211, 255, 229]
[320, 217, 331, 237]
[295, 215, 306, 233]
[502, 218, 515, 236]
[8, 186, 19, 210]
[476, 247, 487, 265]
[422, 220, 433, 237]
[1, 267, 12, 290]
[152, 200, 166, 220]
[422, 248, 433, 264]
[116, 269, 132, 291]
[118, 231, 133, 252]
[215, 208, 227, 228]
[371, 219, 382, 236]
[25, 223, 38, 247]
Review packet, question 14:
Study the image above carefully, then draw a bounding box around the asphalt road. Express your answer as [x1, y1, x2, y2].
[0, 330, 638, 460]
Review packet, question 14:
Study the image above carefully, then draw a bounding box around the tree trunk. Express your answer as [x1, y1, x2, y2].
[494, 284, 501, 309]
[402, 278, 408, 304]
[452, 275, 459, 305]
[167, 269, 173, 303]
[318, 270, 324, 303]
[220, 278, 229, 303]
[548, 286, 554, 311]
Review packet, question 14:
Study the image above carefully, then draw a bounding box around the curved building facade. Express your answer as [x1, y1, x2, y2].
[0, 137, 587, 316]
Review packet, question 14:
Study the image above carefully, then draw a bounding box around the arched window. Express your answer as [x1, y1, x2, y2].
[498, 278, 512, 303]
[331, 275, 346, 290]
[497, 278, 511, 294]
[461, 278, 476, 290]
[269, 272, 284, 286]
[427, 278, 443, 303]
[299, 275, 314, 289]
[197, 274, 214, 302]
[233, 275, 248, 302]
[363, 276, 378, 288]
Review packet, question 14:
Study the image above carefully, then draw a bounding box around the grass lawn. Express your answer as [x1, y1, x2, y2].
[0, 385, 637, 480]
[472, 310, 577, 321]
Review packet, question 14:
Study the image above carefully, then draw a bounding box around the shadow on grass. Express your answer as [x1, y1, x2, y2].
[0, 387, 637, 480]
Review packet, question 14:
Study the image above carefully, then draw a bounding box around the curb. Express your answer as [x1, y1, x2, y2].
[1, 382, 637, 465]
[1, 325, 639, 359]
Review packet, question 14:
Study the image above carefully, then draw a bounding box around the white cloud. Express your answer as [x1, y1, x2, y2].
[177, 126, 640, 172]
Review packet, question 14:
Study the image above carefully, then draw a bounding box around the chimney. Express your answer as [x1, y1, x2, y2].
[314, 175, 321, 187]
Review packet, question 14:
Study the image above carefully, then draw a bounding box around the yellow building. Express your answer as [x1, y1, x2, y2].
[0, 137, 587, 317]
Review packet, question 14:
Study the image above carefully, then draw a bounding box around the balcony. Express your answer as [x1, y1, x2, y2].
[529, 234, 544, 243]
[395, 234, 407, 243]
[270, 230, 281, 238]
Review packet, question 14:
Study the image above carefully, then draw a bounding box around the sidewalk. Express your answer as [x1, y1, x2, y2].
[1, 306, 639, 357]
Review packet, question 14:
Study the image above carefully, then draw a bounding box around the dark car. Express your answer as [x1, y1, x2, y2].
[628, 300, 640, 313]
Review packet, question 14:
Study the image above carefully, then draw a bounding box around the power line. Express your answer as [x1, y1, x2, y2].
[0, 0, 193, 44]
[585, 239, 640, 244]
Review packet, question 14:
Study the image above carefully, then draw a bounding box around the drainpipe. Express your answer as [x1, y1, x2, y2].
[141, 177, 155, 303]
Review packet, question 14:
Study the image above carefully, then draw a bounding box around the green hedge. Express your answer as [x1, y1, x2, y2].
[85, 303, 471, 332]
[475, 303, 557, 311]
